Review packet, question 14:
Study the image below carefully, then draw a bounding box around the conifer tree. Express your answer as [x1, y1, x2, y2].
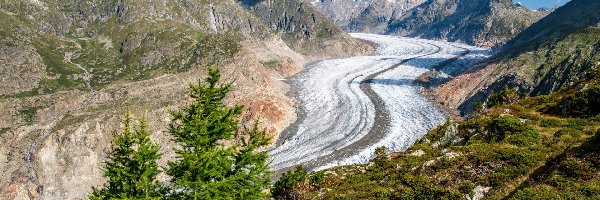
[166, 67, 271, 199]
[90, 113, 162, 200]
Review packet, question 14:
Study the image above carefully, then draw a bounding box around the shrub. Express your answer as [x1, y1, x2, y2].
[560, 158, 593, 180]
[552, 85, 600, 118]
[459, 182, 476, 197]
[395, 176, 463, 199]
[554, 128, 582, 139]
[510, 186, 561, 200]
[493, 116, 528, 134]
[373, 146, 391, 170]
[477, 116, 529, 143]
[426, 117, 453, 141]
[581, 182, 600, 196]
[539, 118, 562, 127]
[506, 128, 541, 146]
[473, 101, 484, 114]
[308, 171, 326, 186]
[566, 118, 594, 130]
[496, 150, 539, 167]
[489, 166, 526, 186]
[487, 86, 519, 107]
[272, 165, 308, 199]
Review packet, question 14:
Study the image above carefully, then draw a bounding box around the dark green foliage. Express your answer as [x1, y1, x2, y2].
[426, 117, 453, 142]
[308, 171, 326, 186]
[495, 150, 539, 167]
[473, 115, 532, 143]
[487, 86, 519, 108]
[459, 182, 476, 197]
[492, 116, 528, 134]
[510, 186, 561, 200]
[395, 176, 462, 199]
[539, 118, 562, 127]
[473, 101, 484, 114]
[166, 67, 271, 199]
[18, 107, 38, 123]
[506, 128, 541, 146]
[89, 113, 162, 200]
[566, 118, 595, 130]
[554, 128, 582, 139]
[552, 85, 600, 117]
[272, 165, 308, 200]
[560, 158, 593, 179]
[489, 166, 527, 186]
[372, 146, 390, 169]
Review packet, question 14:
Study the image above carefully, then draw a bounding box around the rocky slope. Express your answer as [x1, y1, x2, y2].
[309, 0, 546, 48]
[308, 0, 425, 33]
[435, 0, 600, 114]
[0, 0, 372, 199]
[386, 0, 547, 47]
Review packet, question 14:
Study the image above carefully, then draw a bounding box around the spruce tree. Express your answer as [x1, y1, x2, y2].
[90, 113, 162, 200]
[166, 67, 271, 199]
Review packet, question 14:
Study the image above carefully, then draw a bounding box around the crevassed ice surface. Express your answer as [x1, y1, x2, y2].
[269, 33, 491, 171]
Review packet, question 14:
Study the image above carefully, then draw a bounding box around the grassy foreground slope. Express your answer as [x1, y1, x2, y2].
[277, 67, 600, 200]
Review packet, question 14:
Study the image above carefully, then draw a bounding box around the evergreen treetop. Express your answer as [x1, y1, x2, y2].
[166, 67, 271, 199]
[90, 113, 162, 200]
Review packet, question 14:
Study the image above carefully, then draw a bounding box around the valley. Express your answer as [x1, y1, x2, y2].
[270, 34, 491, 172]
[1, 0, 599, 199]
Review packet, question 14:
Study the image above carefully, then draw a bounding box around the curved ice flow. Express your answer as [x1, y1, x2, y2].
[270, 33, 488, 171]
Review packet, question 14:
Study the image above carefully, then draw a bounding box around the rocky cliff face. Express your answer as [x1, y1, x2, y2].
[387, 0, 548, 47]
[309, 0, 546, 48]
[0, 0, 372, 199]
[308, 0, 425, 33]
[244, 0, 371, 59]
[434, 0, 600, 114]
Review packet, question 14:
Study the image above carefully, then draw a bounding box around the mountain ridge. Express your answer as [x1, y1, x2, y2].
[308, 0, 547, 47]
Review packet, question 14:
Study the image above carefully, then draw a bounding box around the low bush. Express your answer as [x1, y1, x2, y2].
[459, 182, 476, 197]
[551, 85, 600, 118]
[510, 186, 561, 200]
[271, 165, 308, 199]
[566, 118, 594, 130]
[560, 158, 593, 180]
[539, 118, 562, 127]
[394, 176, 463, 199]
[506, 128, 541, 146]
[487, 86, 519, 108]
[492, 116, 529, 134]
[554, 128, 582, 139]
[496, 149, 539, 167]
[489, 166, 527, 186]
[308, 171, 326, 186]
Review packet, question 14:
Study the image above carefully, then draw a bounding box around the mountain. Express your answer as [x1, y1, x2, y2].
[435, 0, 600, 114]
[308, 0, 425, 33]
[0, 0, 372, 199]
[386, 0, 547, 47]
[309, 0, 546, 47]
